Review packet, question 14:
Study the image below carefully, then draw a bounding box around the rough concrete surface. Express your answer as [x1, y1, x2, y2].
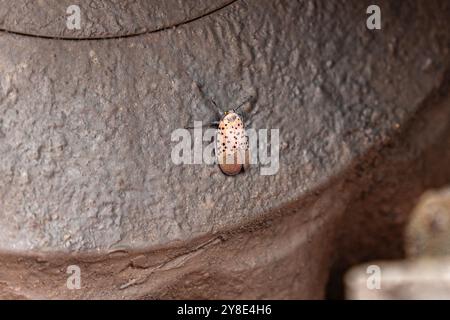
[0, 0, 449, 299]
[0, 0, 233, 39]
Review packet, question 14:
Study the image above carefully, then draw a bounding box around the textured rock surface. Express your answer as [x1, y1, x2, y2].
[0, 0, 449, 299]
[0, 0, 233, 39]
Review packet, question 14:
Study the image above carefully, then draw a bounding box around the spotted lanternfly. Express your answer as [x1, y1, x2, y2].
[215, 109, 250, 176]
[187, 87, 253, 176]
[207, 95, 254, 176]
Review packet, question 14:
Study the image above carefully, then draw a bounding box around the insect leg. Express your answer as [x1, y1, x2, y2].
[185, 121, 219, 130]
[195, 83, 223, 117]
[233, 96, 254, 112]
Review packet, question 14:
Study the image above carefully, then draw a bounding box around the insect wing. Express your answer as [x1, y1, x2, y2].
[216, 112, 248, 176]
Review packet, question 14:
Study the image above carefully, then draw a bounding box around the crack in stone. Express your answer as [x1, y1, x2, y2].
[117, 237, 223, 290]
